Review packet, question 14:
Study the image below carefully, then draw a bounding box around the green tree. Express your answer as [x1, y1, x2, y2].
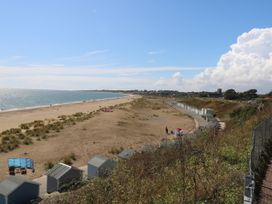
[241, 89, 258, 100]
[224, 89, 239, 100]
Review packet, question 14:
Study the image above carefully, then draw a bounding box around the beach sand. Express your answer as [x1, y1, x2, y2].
[0, 95, 136, 132]
[0, 96, 194, 180]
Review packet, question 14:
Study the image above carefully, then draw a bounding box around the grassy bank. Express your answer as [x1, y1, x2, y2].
[42, 97, 272, 204]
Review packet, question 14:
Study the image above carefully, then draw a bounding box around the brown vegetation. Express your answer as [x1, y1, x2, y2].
[42, 98, 272, 204]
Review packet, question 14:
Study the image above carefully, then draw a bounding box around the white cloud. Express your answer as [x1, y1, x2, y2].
[155, 28, 272, 93]
[197, 28, 272, 92]
[1, 28, 271, 92]
[148, 50, 165, 55]
[0, 65, 203, 77]
[0, 65, 204, 90]
[59, 49, 109, 62]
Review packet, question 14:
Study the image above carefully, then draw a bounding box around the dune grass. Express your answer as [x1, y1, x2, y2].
[0, 108, 104, 153]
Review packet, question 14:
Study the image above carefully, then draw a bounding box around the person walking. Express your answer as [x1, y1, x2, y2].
[165, 126, 169, 135]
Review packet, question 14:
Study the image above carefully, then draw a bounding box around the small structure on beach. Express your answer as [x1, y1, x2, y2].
[88, 155, 115, 178]
[46, 163, 82, 193]
[0, 176, 39, 204]
[118, 149, 135, 160]
[8, 158, 35, 175]
[160, 139, 177, 148]
[139, 144, 156, 153]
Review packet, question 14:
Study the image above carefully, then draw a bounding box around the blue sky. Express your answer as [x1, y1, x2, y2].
[0, 0, 272, 91]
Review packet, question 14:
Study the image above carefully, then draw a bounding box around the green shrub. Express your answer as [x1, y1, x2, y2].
[230, 105, 257, 123]
[20, 123, 31, 129]
[44, 161, 55, 170]
[23, 137, 33, 145]
[69, 152, 77, 161]
[109, 147, 124, 154]
[63, 157, 73, 165]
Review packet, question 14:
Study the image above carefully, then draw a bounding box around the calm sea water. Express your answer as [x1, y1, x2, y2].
[0, 89, 126, 111]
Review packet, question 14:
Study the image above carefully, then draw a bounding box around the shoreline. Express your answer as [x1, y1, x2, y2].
[0, 95, 129, 113]
[0, 94, 137, 132]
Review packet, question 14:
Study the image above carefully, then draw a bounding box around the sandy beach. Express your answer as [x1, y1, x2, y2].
[0, 96, 194, 180]
[0, 95, 136, 132]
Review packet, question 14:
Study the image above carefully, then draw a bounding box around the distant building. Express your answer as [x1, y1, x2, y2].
[88, 155, 115, 178]
[217, 88, 222, 95]
[0, 176, 39, 204]
[118, 149, 135, 160]
[47, 163, 82, 193]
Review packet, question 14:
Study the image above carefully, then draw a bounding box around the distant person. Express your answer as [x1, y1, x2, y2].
[165, 126, 169, 135]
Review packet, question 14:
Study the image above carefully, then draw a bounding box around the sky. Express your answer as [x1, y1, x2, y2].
[0, 0, 272, 93]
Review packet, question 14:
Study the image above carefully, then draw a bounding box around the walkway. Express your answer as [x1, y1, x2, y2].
[168, 101, 211, 129]
[259, 161, 272, 203]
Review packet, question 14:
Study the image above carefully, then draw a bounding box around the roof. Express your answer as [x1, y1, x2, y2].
[88, 155, 110, 168]
[139, 144, 156, 153]
[8, 158, 34, 169]
[118, 149, 135, 159]
[0, 176, 39, 196]
[47, 163, 77, 179]
[160, 139, 176, 148]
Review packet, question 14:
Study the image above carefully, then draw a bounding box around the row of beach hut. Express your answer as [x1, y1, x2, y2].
[0, 150, 136, 204]
[0, 139, 185, 204]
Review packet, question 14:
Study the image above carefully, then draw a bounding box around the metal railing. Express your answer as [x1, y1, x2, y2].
[244, 117, 272, 203]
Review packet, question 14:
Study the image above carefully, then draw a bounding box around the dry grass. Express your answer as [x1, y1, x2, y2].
[0, 111, 97, 153]
[0, 96, 195, 180]
[41, 98, 272, 204]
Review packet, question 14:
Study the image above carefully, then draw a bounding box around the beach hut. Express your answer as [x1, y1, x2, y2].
[0, 176, 39, 204]
[160, 139, 176, 148]
[88, 155, 115, 178]
[118, 149, 135, 160]
[46, 163, 82, 193]
[139, 144, 156, 153]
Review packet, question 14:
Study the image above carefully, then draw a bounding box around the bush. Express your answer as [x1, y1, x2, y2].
[44, 161, 55, 170]
[23, 137, 33, 145]
[62, 153, 77, 165]
[20, 123, 31, 130]
[109, 147, 124, 154]
[69, 152, 77, 161]
[63, 157, 73, 165]
[230, 106, 257, 123]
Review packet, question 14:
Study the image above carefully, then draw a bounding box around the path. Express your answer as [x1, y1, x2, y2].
[259, 161, 272, 203]
[168, 101, 210, 129]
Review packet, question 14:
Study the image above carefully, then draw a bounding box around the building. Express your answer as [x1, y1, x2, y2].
[160, 139, 176, 148]
[217, 88, 222, 95]
[47, 163, 82, 193]
[118, 149, 135, 160]
[0, 176, 39, 204]
[88, 155, 115, 178]
[139, 144, 156, 153]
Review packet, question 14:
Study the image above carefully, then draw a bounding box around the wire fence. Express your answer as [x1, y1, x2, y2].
[244, 117, 272, 204]
[251, 117, 272, 174]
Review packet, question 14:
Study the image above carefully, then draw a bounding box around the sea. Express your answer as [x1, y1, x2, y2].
[0, 89, 126, 111]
